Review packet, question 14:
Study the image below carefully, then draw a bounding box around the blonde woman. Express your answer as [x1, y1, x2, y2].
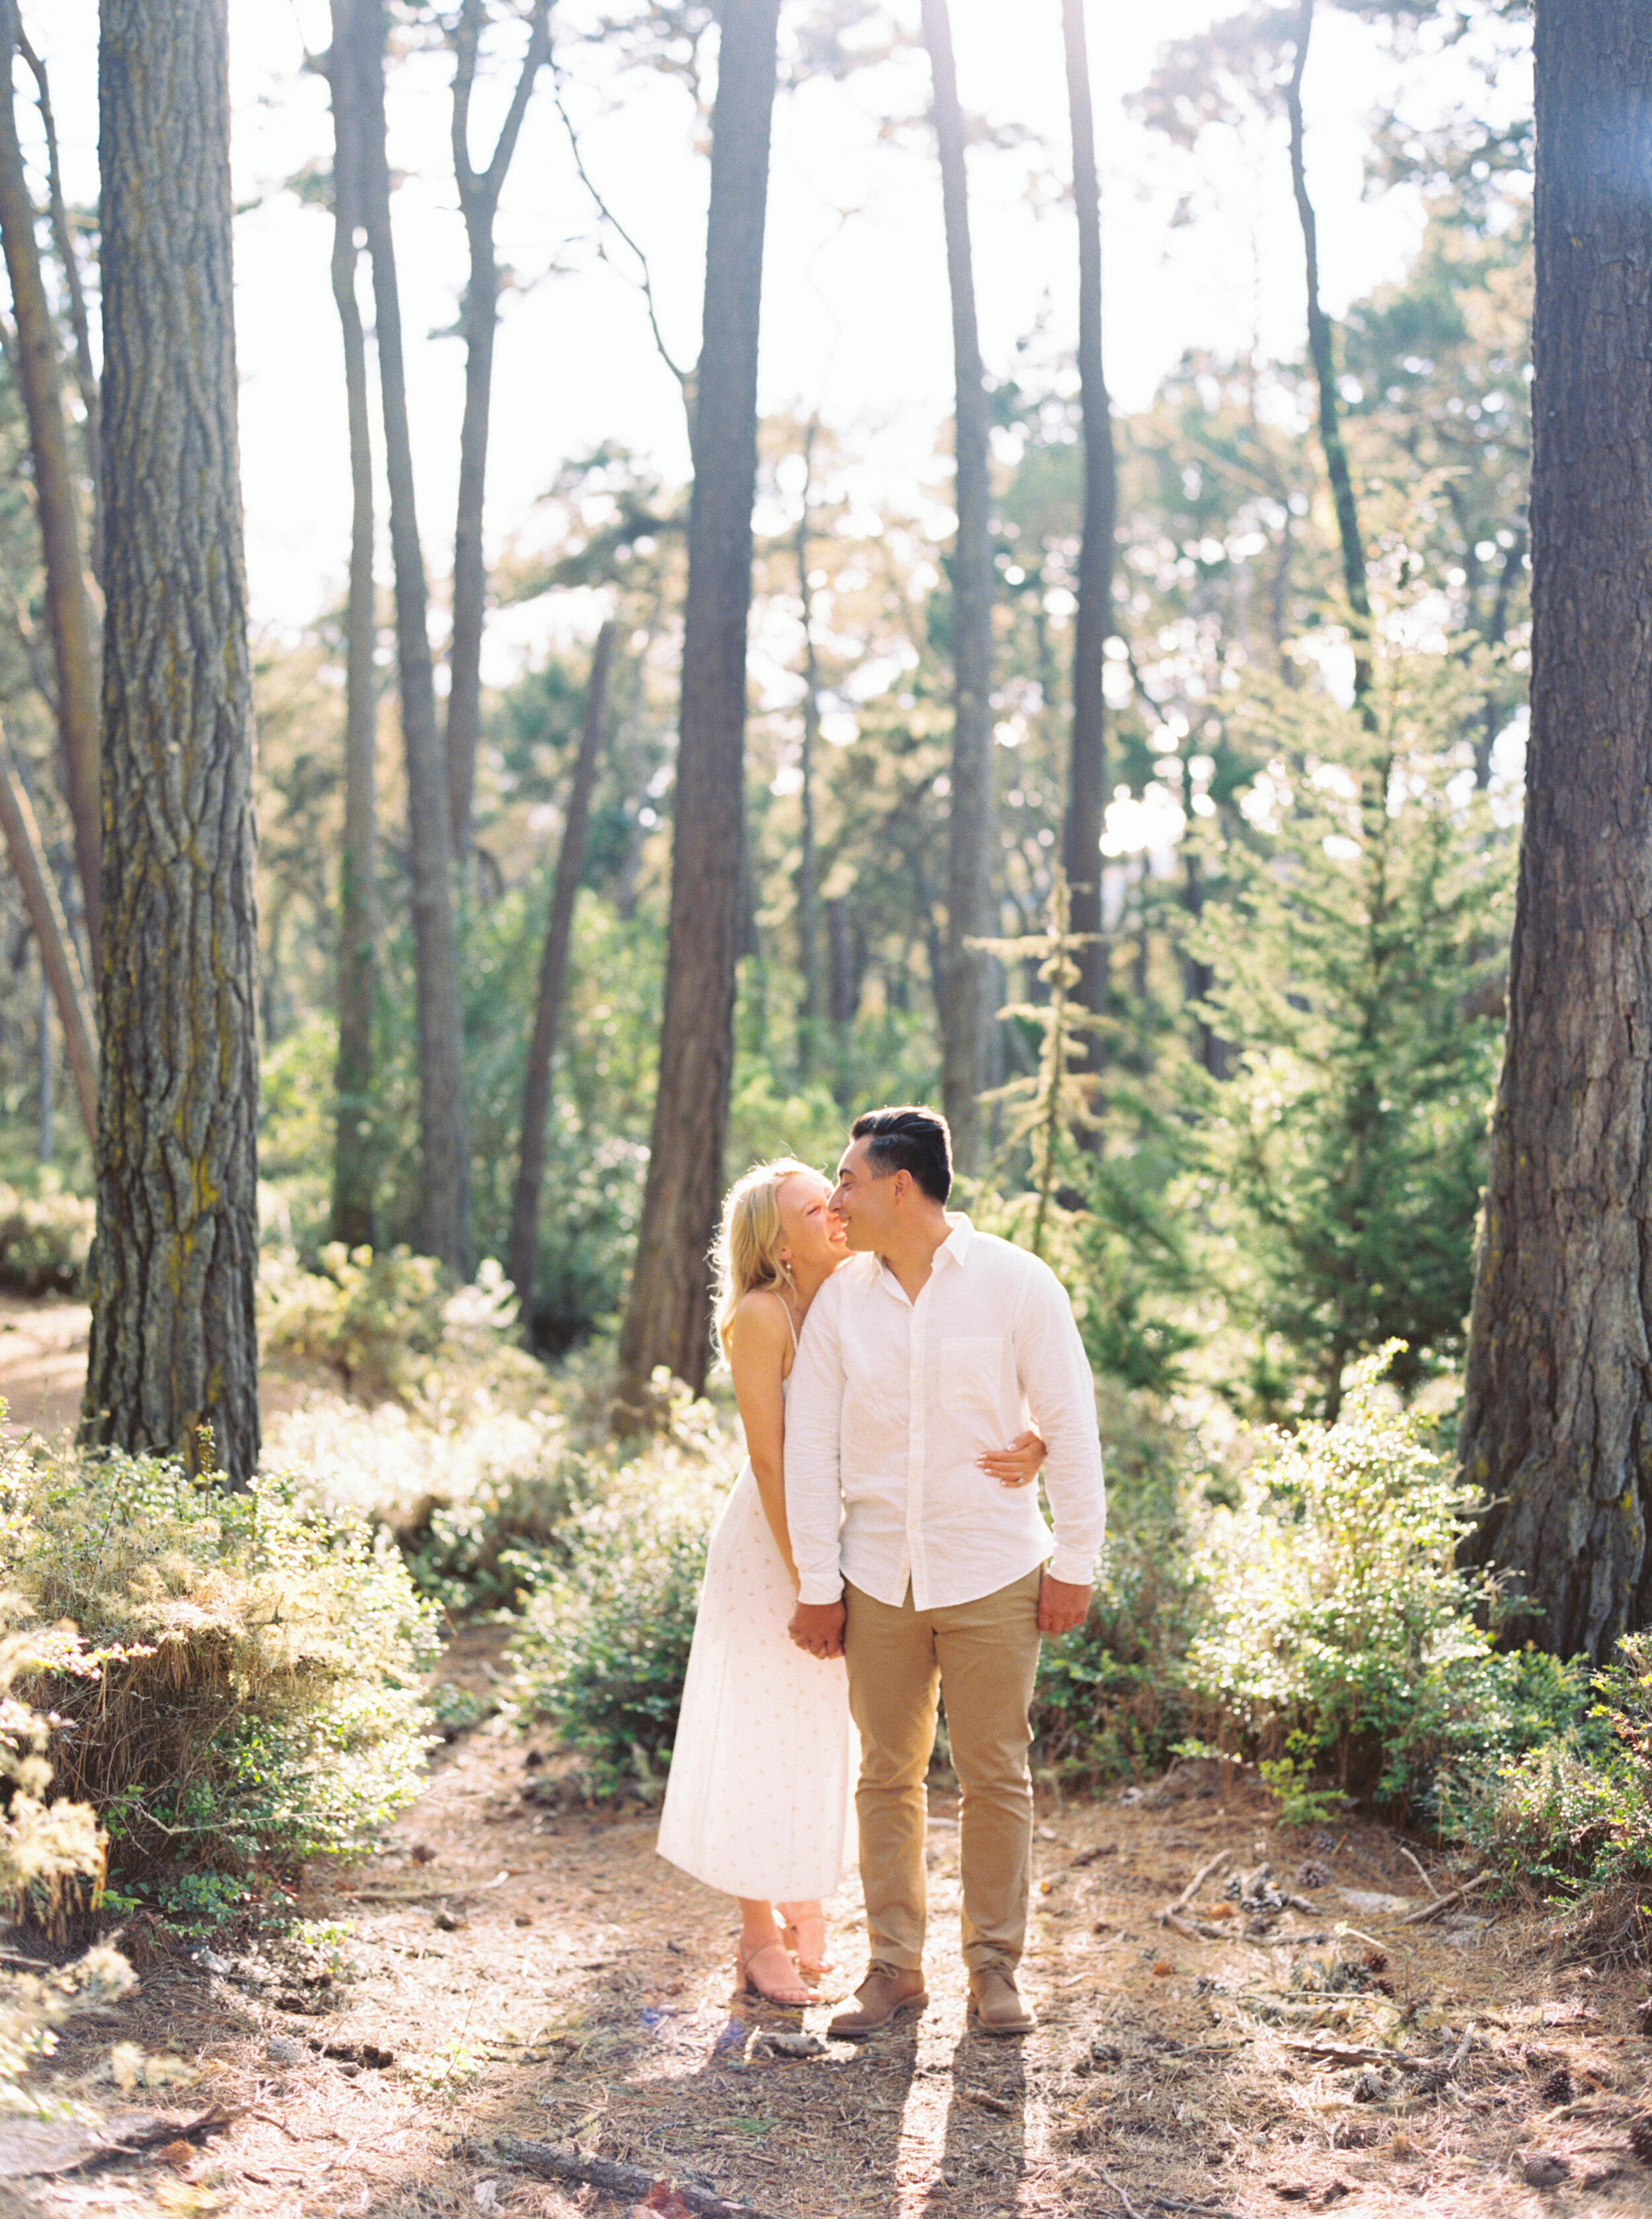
[656, 1158, 1046, 2006]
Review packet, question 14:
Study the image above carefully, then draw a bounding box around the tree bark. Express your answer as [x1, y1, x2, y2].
[1458, 0, 1652, 1659]
[1284, 0, 1371, 714]
[507, 617, 613, 1326]
[0, 0, 101, 965]
[445, 0, 551, 862]
[0, 726, 95, 1142]
[356, 0, 472, 1277]
[617, 0, 780, 1404]
[327, 0, 378, 1250]
[1059, 0, 1115, 1084]
[84, 0, 260, 1487]
[922, 0, 994, 1173]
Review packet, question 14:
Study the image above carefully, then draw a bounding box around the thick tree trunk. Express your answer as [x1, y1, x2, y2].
[507, 617, 613, 1326]
[0, 727, 95, 1141]
[922, 0, 993, 1173]
[445, 0, 550, 862]
[1284, 0, 1370, 714]
[1458, 0, 1652, 1659]
[84, 0, 260, 1487]
[356, 0, 472, 1277]
[617, 0, 780, 1404]
[328, 0, 378, 1250]
[0, 0, 100, 965]
[1059, 0, 1115, 1083]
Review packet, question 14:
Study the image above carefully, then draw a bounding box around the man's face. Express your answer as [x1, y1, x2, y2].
[829, 1135, 896, 1252]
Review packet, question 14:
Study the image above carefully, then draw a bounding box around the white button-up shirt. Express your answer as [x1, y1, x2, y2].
[783, 1215, 1106, 1612]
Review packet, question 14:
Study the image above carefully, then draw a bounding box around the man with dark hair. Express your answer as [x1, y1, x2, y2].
[784, 1104, 1106, 2039]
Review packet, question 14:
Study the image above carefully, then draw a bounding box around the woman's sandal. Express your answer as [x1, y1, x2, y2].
[777, 1904, 834, 1978]
[735, 1939, 811, 2008]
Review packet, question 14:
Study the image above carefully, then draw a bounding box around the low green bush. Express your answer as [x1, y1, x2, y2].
[1033, 1525, 1203, 1784]
[1469, 1635, 1652, 1891]
[507, 1376, 728, 1791]
[0, 1433, 439, 1925]
[1182, 1347, 1583, 1817]
[0, 1184, 93, 1296]
[259, 1244, 541, 1410]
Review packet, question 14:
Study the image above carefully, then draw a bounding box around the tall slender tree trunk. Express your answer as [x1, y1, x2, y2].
[794, 424, 822, 1080]
[445, 0, 551, 862]
[84, 0, 260, 1486]
[0, 726, 94, 1141]
[327, 0, 378, 1249]
[1284, 0, 1371, 713]
[356, 0, 472, 1276]
[1059, 0, 1115, 1091]
[617, 0, 781, 1404]
[14, 20, 101, 581]
[0, 0, 100, 965]
[1458, 0, 1652, 1659]
[507, 618, 613, 1326]
[921, 0, 993, 1173]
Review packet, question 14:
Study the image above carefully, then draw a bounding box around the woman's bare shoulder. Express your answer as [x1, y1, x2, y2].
[728, 1287, 791, 1344]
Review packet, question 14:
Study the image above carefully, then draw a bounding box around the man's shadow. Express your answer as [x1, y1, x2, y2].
[924, 2023, 1028, 2214]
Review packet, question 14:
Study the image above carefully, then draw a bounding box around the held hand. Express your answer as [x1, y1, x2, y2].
[1037, 1574, 1092, 1636]
[977, 1427, 1047, 1489]
[788, 1598, 846, 1659]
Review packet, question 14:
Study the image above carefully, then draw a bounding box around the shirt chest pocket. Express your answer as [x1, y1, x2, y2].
[938, 1334, 1008, 1427]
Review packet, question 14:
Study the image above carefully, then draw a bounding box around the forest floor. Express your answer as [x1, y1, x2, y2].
[11, 1622, 1652, 2219]
[5, 1310, 1652, 2218]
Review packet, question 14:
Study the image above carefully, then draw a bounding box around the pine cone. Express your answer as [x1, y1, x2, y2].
[1636, 1994, 1652, 2039]
[1539, 2065, 1573, 2106]
[1630, 2112, 1652, 2167]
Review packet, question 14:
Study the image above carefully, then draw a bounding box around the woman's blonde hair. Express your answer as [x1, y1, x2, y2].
[710, 1156, 819, 1361]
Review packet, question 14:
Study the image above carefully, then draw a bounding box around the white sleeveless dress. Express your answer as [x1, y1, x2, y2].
[656, 1366, 853, 1900]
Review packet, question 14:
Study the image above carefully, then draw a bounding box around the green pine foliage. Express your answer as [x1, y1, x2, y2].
[1187, 649, 1513, 1417]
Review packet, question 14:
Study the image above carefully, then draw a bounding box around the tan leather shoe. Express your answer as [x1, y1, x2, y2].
[967, 1963, 1035, 2035]
[828, 1961, 928, 2040]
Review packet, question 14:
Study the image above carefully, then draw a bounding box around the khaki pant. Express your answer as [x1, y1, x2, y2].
[843, 1565, 1043, 1973]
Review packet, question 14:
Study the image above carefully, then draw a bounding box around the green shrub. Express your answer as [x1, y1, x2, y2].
[1470, 1635, 1652, 1889]
[259, 1244, 540, 1410]
[0, 1184, 93, 1296]
[263, 1394, 593, 1614]
[507, 1376, 728, 1790]
[1033, 1525, 1203, 1785]
[1182, 1346, 1581, 1815]
[0, 1435, 439, 1922]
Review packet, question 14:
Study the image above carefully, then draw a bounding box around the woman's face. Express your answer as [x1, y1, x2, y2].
[776, 1171, 847, 1273]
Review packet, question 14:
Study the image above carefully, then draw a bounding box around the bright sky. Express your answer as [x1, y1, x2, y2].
[28, 1, 1524, 668]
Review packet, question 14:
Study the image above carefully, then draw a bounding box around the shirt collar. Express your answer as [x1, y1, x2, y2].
[934, 1213, 975, 1267]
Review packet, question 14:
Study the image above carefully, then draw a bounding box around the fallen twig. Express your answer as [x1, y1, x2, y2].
[1241, 1931, 1332, 1949]
[1398, 1873, 1493, 1926]
[1398, 1845, 1441, 1900]
[1276, 2038, 1429, 2071]
[1100, 2165, 1148, 2218]
[495, 2134, 779, 2218]
[1160, 1850, 1232, 1924]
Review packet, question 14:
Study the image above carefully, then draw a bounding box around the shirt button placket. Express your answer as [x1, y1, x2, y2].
[907, 1287, 925, 1605]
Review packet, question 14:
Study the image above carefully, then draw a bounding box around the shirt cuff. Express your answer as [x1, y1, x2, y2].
[797, 1570, 845, 1606]
[1047, 1544, 1098, 1588]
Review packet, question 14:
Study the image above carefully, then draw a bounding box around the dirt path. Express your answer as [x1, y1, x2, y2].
[18, 1636, 1652, 2219]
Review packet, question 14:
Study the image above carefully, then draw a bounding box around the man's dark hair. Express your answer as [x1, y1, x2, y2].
[851, 1104, 952, 1204]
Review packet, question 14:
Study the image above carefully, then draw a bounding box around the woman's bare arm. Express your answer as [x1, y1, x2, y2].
[726, 1291, 797, 1581]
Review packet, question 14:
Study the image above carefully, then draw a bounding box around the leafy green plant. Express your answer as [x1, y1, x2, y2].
[1032, 1524, 1204, 1786]
[0, 1183, 93, 1296]
[0, 1434, 439, 1914]
[258, 1244, 538, 1409]
[1470, 1635, 1652, 1889]
[507, 1376, 728, 1791]
[1182, 1345, 1579, 1814]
